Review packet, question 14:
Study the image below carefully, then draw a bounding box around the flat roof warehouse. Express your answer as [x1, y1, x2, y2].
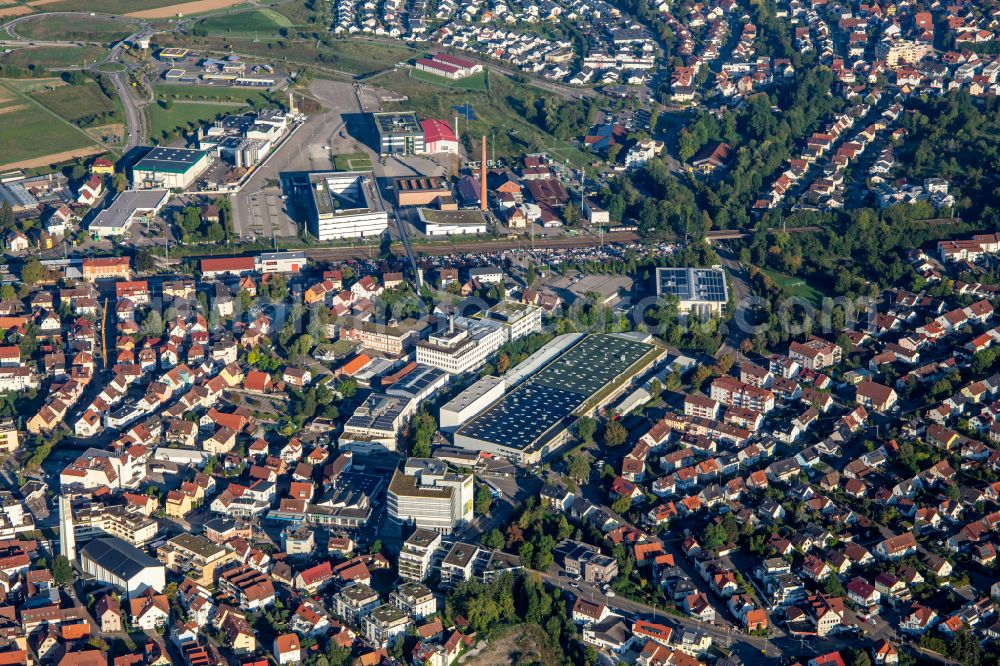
[133, 147, 208, 174]
[454, 334, 661, 460]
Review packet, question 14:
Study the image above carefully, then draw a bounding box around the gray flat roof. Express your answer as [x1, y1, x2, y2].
[89, 189, 169, 231]
[373, 111, 421, 135]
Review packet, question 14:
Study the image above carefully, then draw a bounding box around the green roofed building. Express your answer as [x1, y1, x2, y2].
[132, 147, 211, 190]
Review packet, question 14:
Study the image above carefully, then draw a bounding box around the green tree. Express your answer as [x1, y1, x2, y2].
[603, 420, 627, 447]
[337, 378, 357, 398]
[21, 257, 43, 286]
[611, 495, 632, 514]
[0, 202, 14, 230]
[568, 454, 591, 483]
[409, 410, 436, 458]
[648, 378, 663, 401]
[474, 484, 493, 515]
[482, 528, 505, 550]
[52, 555, 73, 586]
[135, 248, 156, 273]
[574, 416, 596, 443]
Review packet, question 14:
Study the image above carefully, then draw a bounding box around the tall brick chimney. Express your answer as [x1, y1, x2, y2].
[480, 134, 487, 212]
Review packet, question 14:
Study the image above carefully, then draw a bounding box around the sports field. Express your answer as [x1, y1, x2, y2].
[762, 268, 825, 306]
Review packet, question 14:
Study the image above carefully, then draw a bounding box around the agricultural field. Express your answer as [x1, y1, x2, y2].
[195, 8, 292, 36]
[14, 14, 136, 42]
[1, 77, 66, 93]
[0, 4, 33, 18]
[126, 0, 250, 18]
[409, 68, 488, 92]
[147, 100, 244, 141]
[0, 45, 107, 70]
[14, 0, 204, 13]
[31, 81, 118, 123]
[0, 81, 103, 170]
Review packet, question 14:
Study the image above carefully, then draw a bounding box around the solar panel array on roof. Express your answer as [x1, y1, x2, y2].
[388, 365, 447, 399]
[456, 334, 655, 451]
[457, 383, 580, 451]
[656, 267, 728, 303]
[532, 334, 651, 395]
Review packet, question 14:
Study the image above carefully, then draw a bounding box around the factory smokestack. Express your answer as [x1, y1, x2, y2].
[480, 134, 487, 212]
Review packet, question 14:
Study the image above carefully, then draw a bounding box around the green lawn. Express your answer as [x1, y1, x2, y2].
[333, 152, 372, 171]
[196, 8, 292, 36]
[762, 268, 825, 306]
[0, 87, 99, 166]
[0, 45, 108, 70]
[154, 83, 273, 106]
[31, 82, 117, 122]
[147, 100, 244, 140]
[409, 68, 488, 91]
[15, 14, 136, 43]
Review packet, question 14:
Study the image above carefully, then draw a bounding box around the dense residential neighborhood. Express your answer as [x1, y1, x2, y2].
[0, 0, 1000, 663]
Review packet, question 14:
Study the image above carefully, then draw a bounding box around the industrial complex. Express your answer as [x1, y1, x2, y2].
[447, 333, 664, 463]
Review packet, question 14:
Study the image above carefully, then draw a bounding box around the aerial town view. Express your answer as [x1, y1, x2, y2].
[0, 0, 999, 664]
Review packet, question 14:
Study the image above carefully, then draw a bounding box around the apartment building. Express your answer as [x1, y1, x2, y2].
[73, 504, 158, 547]
[157, 533, 235, 586]
[788, 337, 842, 371]
[333, 582, 380, 625]
[389, 581, 437, 620]
[710, 376, 775, 413]
[362, 604, 412, 647]
[684, 394, 720, 420]
[398, 529, 442, 582]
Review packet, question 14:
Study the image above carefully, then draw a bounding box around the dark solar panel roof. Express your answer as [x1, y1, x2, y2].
[656, 267, 728, 303]
[456, 334, 654, 451]
[457, 383, 580, 450]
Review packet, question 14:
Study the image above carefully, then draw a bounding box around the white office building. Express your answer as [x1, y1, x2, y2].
[387, 458, 473, 534]
[416, 301, 541, 375]
[306, 172, 388, 240]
